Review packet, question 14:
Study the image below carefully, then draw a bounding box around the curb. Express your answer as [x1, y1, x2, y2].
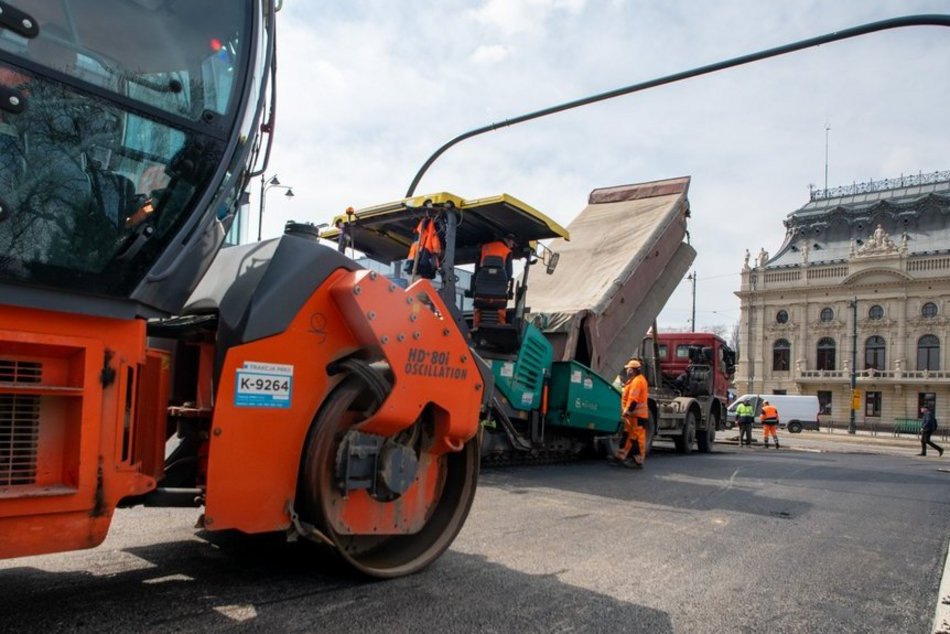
[935, 534, 950, 634]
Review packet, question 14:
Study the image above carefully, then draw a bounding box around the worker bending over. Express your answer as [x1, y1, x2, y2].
[761, 400, 780, 448]
[617, 359, 649, 468]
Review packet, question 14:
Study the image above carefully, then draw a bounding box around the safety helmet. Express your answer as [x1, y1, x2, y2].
[624, 359, 641, 370]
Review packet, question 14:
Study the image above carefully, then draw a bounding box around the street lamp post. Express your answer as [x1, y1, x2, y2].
[849, 297, 858, 434]
[258, 174, 295, 241]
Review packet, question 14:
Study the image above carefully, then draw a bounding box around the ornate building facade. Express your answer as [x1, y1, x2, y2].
[735, 171, 950, 425]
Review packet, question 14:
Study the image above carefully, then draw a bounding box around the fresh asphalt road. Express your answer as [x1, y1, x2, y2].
[1, 437, 949, 634]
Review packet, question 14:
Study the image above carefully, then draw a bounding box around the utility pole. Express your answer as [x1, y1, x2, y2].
[849, 297, 858, 434]
[688, 271, 696, 331]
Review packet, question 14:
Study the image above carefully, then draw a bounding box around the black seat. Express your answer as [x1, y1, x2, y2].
[472, 254, 509, 313]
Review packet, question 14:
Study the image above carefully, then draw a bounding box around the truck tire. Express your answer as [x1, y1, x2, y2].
[673, 410, 697, 454]
[697, 411, 717, 453]
[787, 421, 803, 434]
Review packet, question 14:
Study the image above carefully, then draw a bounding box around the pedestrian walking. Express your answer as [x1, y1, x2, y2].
[918, 406, 944, 457]
[736, 400, 754, 446]
[761, 400, 780, 449]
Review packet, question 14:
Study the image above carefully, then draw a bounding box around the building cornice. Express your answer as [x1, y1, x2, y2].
[841, 267, 912, 285]
[808, 318, 847, 331]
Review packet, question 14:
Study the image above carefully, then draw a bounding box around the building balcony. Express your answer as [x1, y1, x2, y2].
[739, 256, 950, 293]
[796, 366, 950, 384]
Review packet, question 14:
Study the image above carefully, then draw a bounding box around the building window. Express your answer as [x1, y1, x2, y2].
[868, 304, 884, 320]
[816, 337, 836, 371]
[922, 302, 938, 318]
[917, 335, 940, 371]
[918, 392, 936, 414]
[820, 307, 834, 322]
[776, 309, 789, 324]
[817, 390, 832, 415]
[864, 336, 886, 370]
[865, 391, 882, 418]
[773, 339, 790, 371]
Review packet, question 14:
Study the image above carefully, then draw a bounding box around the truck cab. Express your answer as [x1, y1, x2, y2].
[637, 331, 736, 453]
[654, 332, 736, 399]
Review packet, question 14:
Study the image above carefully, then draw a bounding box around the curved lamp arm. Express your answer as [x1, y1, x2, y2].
[406, 14, 950, 197]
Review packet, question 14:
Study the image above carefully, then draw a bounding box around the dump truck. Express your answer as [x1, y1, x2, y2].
[0, 0, 487, 578]
[323, 177, 711, 463]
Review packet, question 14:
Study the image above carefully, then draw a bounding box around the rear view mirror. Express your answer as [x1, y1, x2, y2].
[546, 252, 559, 275]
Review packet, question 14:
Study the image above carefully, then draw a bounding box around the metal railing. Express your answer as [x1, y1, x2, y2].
[809, 170, 950, 201]
[817, 418, 949, 441]
[798, 367, 950, 381]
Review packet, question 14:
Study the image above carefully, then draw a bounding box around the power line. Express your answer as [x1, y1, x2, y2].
[692, 272, 742, 281]
[662, 307, 740, 314]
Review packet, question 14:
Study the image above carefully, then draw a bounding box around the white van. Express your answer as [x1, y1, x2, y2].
[726, 394, 821, 433]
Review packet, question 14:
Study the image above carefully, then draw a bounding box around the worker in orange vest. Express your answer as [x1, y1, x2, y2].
[473, 234, 516, 328]
[761, 400, 780, 449]
[616, 358, 649, 468]
[405, 215, 443, 279]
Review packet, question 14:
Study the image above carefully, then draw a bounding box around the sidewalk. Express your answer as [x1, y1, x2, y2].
[719, 428, 942, 457]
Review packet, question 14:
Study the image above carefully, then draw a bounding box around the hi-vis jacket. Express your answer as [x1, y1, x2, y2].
[761, 404, 779, 424]
[622, 374, 649, 419]
[736, 402, 754, 422]
[479, 240, 513, 279]
[406, 216, 443, 278]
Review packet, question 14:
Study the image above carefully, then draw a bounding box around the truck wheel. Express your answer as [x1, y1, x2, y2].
[697, 412, 717, 453]
[787, 421, 803, 434]
[673, 410, 696, 454]
[298, 373, 479, 578]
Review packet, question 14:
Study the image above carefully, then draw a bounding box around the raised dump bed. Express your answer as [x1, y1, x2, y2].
[527, 176, 696, 377]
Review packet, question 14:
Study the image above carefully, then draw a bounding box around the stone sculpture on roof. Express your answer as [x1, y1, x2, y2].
[856, 224, 898, 256]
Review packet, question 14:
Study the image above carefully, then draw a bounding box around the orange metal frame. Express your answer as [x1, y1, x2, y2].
[205, 269, 483, 535]
[1, 266, 484, 558]
[0, 305, 163, 559]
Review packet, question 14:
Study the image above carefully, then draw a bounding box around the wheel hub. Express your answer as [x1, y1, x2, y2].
[335, 431, 420, 501]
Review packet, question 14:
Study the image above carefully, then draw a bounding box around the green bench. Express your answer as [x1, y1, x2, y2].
[893, 418, 922, 436]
